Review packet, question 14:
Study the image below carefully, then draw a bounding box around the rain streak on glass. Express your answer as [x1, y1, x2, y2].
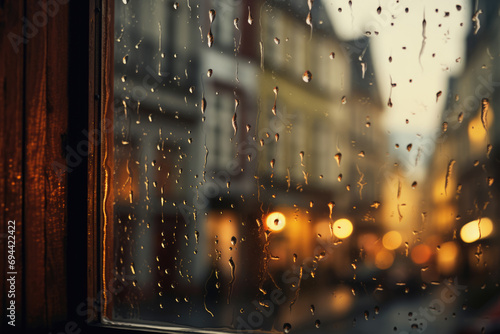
[108, 0, 500, 333]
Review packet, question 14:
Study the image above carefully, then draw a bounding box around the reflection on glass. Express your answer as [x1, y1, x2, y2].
[107, 0, 500, 333]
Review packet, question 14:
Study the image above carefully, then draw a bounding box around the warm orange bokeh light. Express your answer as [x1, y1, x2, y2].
[333, 218, 353, 239]
[266, 212, 286, 232]
[382, 231, 402, 250]
[460, 218, 494, 243]
[437, 241, 459, 274]
[411, 244, 432, 264]
[375, 249, 395, 270]
[331, 285, 354, 315]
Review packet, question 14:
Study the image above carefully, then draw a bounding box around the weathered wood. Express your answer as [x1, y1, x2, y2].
[45, 0, 69, 327]
[0, 0, 70, 330]
[0, 0, 24, 329]
[24, 0, 50, 327]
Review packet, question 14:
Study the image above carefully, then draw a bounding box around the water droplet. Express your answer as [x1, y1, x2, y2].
[387, 98, 393, 107]
[328, 201, 335, 218]
[122, 55, 128, 64]
[246, 124, 251, 132]
[436, 91, 442, 102]
[375, 306, 379, 314]
[481, 98, 490, 131]
[275, 133, 279, 142]
[270, 159, 275, 168]
[207, 69, 213, 77]
[308, 0, 314, 10]
[488, 177, 494, 186]
[207, 31, 214, 47]
[247, 6, 253, 25]
[209, 9, 216, 23]
[361, 62, 367, 79]
[201, 98, 207, 114]
[232, 112, 237, 136]
[274, 37, 280, 45]
[456, 5, 462, 11]
[442, 122, 448, 132]
[315, 319, 321, 328]
[293, 253, 298, 262]
[358, 151, 365, 158]
[334, 152, 341, 166]
[407, 144, 412, 152]
[306, 12, 312, 26]
[329, 52, 335, 59]
[364, 311, 369, 320]
[341, 96, 347, 104]
[121, 75, 127, 82]
[377, 6, 382, 14]
[283, 323, 292, 333]
[231, 236, 237, 245]
[412, 181, 417, 189]
[173, 2, 179, 9]
[122, 0, 128, 4]
[302, 70, 312, 83]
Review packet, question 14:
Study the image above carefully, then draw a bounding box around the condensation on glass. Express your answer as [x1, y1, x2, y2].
[105, 0, 500, 333]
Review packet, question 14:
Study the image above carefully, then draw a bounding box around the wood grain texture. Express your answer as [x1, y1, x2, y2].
[0, 0, 69, 331]
[45, 0, 69, 327]
[0, 0, 24, 329]
[24, 0, 49, 327]
[23, 0, 69, 329]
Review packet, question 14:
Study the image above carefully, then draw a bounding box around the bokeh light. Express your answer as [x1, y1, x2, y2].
[382, 231, 402, 250]
[266, 212, 286, 232]
[375, 249, 395, 270]
[460, 218, 494, 243]
[332, 218, 353, 239]
[411, 244, 432, 264]
[437, 241, 460, 274]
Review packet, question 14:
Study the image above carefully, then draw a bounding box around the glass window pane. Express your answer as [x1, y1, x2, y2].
[106, 1, 500, 333]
